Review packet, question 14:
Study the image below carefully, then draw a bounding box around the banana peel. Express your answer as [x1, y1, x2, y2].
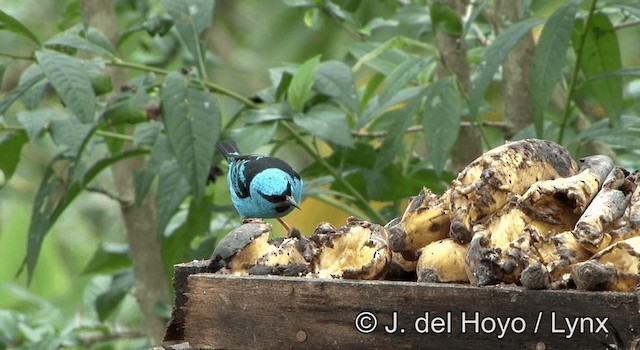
[572, 236, 640, 292]
[208, 219, 312, 276]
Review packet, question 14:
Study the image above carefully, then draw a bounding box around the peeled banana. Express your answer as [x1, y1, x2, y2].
[207, 138, 640, 295]
[388, 188, 450, 260]
[449, 139, 578, 243]
[573, 167, 632, 252]
[572, 236, 640, 292]
[465, 198, 573, 286]
[310, 218, 392, 279]
[416, 238, 468, 283]
[518, 155, 613, 226]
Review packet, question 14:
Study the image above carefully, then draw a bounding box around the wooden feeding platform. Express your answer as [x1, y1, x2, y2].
[163, 260, 640, 349]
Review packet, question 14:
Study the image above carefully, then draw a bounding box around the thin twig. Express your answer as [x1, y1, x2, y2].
[614, 18, 640, 30]
[85, 185, 132, 206]
[108, 58, 259, 109]
[351, 120, 508, 138]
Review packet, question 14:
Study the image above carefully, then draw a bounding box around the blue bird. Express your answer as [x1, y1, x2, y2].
[216, 140, 303, 231]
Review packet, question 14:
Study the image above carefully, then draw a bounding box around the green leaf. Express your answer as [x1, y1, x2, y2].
[82, 243, 131, 275]
[378, 56, 429, 108]
[288, 55, 321, 111]
[375, 98, 420, 169]
[86, 27, 116, 54]
[135, 134, 171, 206]
[274, 71, 293, 102]
[364, 164, 425, 201]
[293, 103, 354, 147]
[49, 117, 95, 156]
[84, 148, 149, 185]
[17, 109, 54, 140]
[423, 77, 462, 175]
[314, 60, 359, 112]
[578, 115, 640, 148]
[0, 63, 7, 86]
[22, 154, 70, 284]
[162, 0, 215, 62]
[45, 25, 114, 57]
[470, 18, 544, 116]
[573, 13, 622, 127]
[241, 102, 292, 124]
[21, 115, 99, 283]
[225, 122, 278, 154]
[161, 72, 220, 201]
[133, 121, 163, 147]
[430, 2, 462, 36]
[0, 65, 46, 115]
[531, 0, 580, 138]
[156, 159, 191, 237]
[161, 195, 212, 274]
[95, 269, 135, 321]
[0, 131, 28, 188]
[349, 42, 410, 75]
[19, 64, 48, 111]
[0, 9, 41, 46]
[358, 85, 424, 129]
[35, 50, 96, 123]
[587, 68, 640, 80]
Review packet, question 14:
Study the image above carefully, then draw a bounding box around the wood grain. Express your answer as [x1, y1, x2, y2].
[181, 272, 640, 349]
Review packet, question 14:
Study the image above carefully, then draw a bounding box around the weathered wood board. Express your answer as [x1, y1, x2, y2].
[166, 262, 640, 349]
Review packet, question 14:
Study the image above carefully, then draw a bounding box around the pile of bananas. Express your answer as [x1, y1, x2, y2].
[208, 139, 640, 293]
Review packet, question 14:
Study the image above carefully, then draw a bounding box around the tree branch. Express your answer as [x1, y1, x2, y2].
[80, 0, 170, 344]
[433, 0, 483, 172]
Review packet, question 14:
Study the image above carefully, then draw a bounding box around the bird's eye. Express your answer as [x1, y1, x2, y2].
[258, 192, 287, 204]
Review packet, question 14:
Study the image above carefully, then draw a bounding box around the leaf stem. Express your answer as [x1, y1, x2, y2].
[96, 129, 134, 141]
[281, 121, 386, 223]
[557, 0, 598, 144]
[108, 57, 259, 108]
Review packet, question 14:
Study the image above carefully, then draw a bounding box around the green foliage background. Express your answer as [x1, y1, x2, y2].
[0, 0, 639, 348]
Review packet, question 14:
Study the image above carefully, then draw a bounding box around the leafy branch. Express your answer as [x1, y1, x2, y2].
[281, 121, 386, 224]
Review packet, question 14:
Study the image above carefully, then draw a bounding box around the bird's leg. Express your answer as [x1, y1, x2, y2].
[276, 217, 295, 237]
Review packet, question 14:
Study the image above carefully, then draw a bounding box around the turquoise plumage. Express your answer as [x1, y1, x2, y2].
[217, 140, 303, 221]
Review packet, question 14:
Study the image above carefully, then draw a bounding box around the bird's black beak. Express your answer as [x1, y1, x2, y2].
[286, 195, 301, 210]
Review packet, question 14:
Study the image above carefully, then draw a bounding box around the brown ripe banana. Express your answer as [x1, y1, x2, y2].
[249, 234, 314, 276]
[208, 219, 277, 275]
[518, 155, 613, 226]
[606, 172, 640, 245]
[450, 139, 578, 243]
[572, 236, 640, 292]
[311, 218, 391, 279]
[573, 167, 633, 252]
[521, 231, 590, 289]
[465, 198, 574, 286]
[416, 238, 468, 283]
[388, 188, 450, 260]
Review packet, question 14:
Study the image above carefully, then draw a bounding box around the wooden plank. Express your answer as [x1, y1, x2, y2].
[164, 260, 210, 342]
[183, 273, 640, 349]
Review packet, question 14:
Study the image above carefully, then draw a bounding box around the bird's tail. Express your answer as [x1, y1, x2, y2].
[216, 140, 241, 158]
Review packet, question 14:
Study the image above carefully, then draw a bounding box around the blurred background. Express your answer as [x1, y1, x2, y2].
[1, 0, 639, 348]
